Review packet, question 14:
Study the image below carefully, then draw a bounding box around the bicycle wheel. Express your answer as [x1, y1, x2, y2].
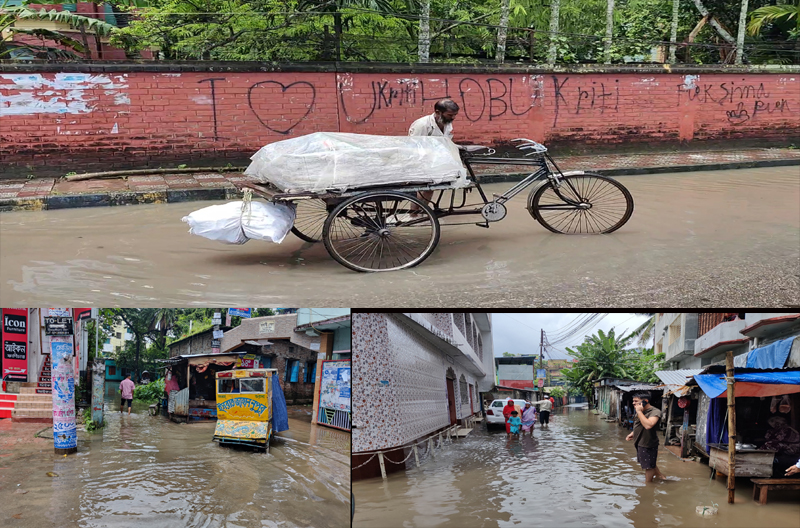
[323, 191, 441, 272]
[290, 198, 329, 243]
[528, 172, 633, 234]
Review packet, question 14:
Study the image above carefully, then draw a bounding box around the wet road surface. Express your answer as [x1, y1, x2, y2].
[1, 167, 798, 307]
[0, 402, 350, 528]
[352, 406, 800, 528]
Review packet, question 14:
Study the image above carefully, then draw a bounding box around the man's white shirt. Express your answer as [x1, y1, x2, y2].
[408, 113, 453, 138]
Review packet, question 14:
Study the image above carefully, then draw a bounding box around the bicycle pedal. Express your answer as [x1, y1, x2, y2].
[476, 222, 490, 229]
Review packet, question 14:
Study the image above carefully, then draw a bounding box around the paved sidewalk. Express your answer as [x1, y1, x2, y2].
[1, 148, 798, 212]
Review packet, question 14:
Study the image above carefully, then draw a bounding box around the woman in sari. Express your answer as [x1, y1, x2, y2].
[521, 402, 536, 436]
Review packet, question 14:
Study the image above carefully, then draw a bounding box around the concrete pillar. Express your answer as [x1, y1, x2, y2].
[91, 359, 105, 427]
[311, 331, 335, 424]
[51, 336, 77, 455]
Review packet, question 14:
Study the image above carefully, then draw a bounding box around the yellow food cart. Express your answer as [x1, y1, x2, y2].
[214, 368, 277, 452]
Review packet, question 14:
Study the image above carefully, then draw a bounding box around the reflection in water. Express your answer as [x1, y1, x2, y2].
[0, 402, 350, 528]
[353, 406, 800, 528]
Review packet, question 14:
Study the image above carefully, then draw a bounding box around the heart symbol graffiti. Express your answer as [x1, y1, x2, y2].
[248, 81, 316, 135]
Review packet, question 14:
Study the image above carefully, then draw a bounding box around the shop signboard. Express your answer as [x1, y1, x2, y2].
[2, 309, 28, 382]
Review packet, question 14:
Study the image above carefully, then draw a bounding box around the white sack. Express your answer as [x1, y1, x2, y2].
[182, 201, 249, 245]
[182, 200, 296, 245]
[244, 132, 468, 193]
[241, 200, 296, 244]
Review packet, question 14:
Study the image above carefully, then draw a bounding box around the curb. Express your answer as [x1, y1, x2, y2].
[0, 159, 798, 212]
[0, 187, 242, 212]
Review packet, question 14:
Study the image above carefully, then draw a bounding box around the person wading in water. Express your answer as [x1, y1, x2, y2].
[626, 391, 665, 483]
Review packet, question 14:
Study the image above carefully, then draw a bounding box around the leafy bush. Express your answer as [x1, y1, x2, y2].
[549, 387, 566, 399]
[133, 378, 165, 404]
[82, 408, 101, 432]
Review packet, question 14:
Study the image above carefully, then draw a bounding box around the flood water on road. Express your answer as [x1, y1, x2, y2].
[0, 402, 350, 528]
[352, 406, 800, 528]
[1, 166, 798, 307]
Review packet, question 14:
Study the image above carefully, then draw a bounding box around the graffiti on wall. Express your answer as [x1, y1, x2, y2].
[677, 75, 793, 125]
[551, 76, 621, 127]
[337, 74, 544, 124]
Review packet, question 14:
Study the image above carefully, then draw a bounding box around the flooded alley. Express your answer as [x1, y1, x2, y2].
[0, 401, 351, 528]
[352, 406, 800, 528]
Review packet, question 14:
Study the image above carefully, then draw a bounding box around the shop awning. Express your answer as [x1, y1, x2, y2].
[694, 370, 800, 399]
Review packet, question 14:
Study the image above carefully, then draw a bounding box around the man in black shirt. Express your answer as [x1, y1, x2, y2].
[626, 391, 665, 483]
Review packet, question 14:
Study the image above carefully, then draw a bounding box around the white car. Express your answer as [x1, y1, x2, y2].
[485, 399, 528, 429]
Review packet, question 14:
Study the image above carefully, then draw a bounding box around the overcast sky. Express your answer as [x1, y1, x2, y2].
[492, 313, 651, 360]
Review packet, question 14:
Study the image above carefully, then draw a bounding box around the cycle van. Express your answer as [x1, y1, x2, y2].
[214, 368, 278, 452]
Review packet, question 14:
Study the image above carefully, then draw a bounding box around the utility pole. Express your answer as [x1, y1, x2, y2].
[726, 350, 736, 504]
[539, 329, 545, 402]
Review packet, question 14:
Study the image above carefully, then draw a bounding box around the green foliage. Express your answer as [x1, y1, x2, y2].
[1, 0, 119, 59]
[549, 386, 566, 399]
[560, 328, 664, 403]
[134, 377, 165, 404]
[82, 408, 101, 432]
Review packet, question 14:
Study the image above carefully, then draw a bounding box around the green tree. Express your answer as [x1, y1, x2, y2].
[106, 308, 160, 381]
[1, 0, 117, 59]
[561, 328, 633, 405]
[629, 313, 656, 347]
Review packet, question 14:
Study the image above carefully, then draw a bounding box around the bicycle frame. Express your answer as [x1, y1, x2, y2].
[430, 152, 583, 218]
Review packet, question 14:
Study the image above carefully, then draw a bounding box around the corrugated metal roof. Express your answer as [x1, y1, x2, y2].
[616, 383, 663, 392]
[655, 369, 702, 396]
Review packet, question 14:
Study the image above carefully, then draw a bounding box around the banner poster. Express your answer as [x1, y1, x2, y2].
[2, 309, 28, 382]
[319, 360, 351, 413]
[51, 336, 77, 450]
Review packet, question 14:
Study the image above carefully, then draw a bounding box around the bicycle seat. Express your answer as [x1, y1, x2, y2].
[512, 138, 548, 155]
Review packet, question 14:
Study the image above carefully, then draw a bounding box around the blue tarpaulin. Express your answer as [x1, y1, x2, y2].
[695, 371, 800, 399]
[745, 337, 795, 369]
[271, 372, 289, 433]
[706, 398, 728, 452]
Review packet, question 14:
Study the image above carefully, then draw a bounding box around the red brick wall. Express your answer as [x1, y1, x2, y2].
[1, 69, 797, 173]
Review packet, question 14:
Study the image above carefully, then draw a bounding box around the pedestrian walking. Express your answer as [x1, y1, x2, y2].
[503, 399, 516, 435]
[120, 373, 135, 415]
[625, 391, 665, 483]
[533, 397, 553, 427]
[521, 402, 536, 436]
[508, 411, 522, 438]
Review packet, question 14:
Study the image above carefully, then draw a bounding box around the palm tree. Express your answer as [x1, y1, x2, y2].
[748, 3, 800, 35]
[629, 313, 655, 347]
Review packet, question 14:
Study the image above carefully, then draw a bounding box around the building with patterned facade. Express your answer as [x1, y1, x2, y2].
[352, 312, 493, 480]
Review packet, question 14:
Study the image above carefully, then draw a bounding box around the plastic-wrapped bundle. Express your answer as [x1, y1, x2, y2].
[244, 132, 468, 193]
[182, 200, 296, 245]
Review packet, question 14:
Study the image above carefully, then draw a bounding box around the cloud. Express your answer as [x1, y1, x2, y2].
[491, 313, 652, 359]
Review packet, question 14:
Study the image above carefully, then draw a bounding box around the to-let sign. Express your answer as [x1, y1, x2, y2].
[44, 317, 73, 336]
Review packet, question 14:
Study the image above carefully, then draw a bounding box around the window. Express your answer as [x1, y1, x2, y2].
[115, 332, 121, 339]
[218, 379, 239, 394]
[261, 356, 273, 368]
[104, 338, 111, 345]
[240, 378, 265, 394]
[491, 401, 504, 408]
[108, 366, 116, 376]
[305, 361, 317, 383]
[285, 359, 300, 382]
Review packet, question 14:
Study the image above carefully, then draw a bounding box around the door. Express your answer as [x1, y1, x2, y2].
[446, 377, 457, 426]
[469, 385, 475, 415]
